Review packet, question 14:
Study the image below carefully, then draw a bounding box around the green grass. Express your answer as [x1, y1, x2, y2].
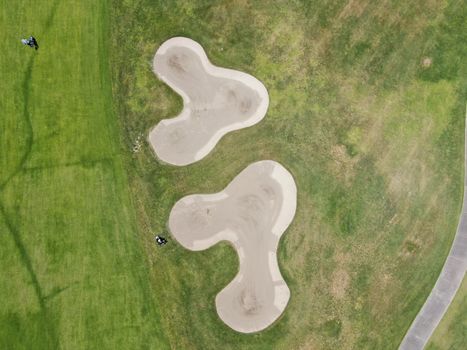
[0, 1, 167, 349]
[427, 276, 467, 350]
[2, 0, 466, 349]
[110, 0, 466, 349]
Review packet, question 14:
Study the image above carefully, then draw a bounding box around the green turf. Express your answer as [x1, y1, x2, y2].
[2, 0, 466, 349]
[110, 0, 466, 349]
[427, 276, 467, 350]
[0, 1, 168, 349]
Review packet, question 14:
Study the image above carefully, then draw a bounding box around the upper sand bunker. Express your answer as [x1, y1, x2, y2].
[168, 160, 297, 333]
[149, 37, 269, 166]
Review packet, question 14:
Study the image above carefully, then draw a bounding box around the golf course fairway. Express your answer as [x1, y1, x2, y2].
[1, 0, 466, 349]
[0, 1, 168, 349]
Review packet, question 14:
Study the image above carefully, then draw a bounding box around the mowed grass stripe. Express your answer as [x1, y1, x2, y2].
[0, 1, 167, 349]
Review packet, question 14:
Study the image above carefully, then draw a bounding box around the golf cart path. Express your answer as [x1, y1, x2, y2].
[399, 110, 467, 349]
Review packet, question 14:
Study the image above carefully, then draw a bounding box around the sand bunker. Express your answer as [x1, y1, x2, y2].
[149, 37, 269, 166]
[168, 160, 297, 333]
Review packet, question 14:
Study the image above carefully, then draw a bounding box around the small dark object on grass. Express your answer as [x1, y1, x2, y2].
[21, 36, 39, 50]
[155, 235, 168, 246]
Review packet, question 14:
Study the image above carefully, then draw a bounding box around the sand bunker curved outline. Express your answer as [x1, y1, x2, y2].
[168, 160, 297, 333]
[149, 37, 269, 166]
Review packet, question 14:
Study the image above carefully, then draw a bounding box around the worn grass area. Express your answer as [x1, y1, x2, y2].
[110, 0, 466, 349]
[0, 0, 167, 349]
[427, 276, 467, 350]
[3, 0, 463, 349]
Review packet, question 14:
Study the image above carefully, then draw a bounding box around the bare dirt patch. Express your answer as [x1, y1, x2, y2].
[422, 57, 432, 68]
[331, 269, 350, 299]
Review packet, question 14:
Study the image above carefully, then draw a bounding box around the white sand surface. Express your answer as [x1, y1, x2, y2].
[149, 37, 269, 166]
[168, 160, 297, 333]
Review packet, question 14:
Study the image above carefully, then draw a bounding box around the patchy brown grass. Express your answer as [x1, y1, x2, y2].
[110, 0, 465, 349]
[331, 269, 351, 299]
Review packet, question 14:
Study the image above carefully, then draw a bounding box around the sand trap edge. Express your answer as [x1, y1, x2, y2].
[168, 160, 297, 333]
[149, 37, 270, 166]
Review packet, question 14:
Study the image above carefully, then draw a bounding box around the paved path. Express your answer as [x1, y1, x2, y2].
[399, 111, 467, 349]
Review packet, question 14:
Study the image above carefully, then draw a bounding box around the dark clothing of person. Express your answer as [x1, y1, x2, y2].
[30, 36, 39, 50]
[155, 235, 168, 246]
[22, 36, 39, 50]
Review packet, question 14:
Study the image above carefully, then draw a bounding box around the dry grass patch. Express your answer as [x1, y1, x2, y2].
[331, 269, 351, 299]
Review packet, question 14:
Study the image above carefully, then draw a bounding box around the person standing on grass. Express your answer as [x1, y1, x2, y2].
[155, 235, 168, 246]
[21, 36, 39, 50]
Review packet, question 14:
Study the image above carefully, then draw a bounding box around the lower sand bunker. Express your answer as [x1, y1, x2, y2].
[149, 37, 269, 166]
[169, 160, 297, 333]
